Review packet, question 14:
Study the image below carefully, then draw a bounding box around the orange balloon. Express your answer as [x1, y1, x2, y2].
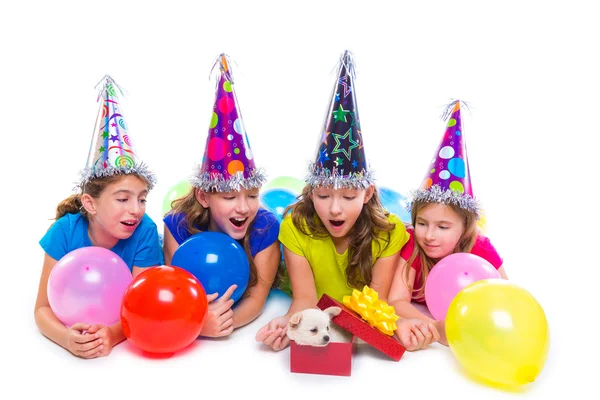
[121, 265, 208, 354]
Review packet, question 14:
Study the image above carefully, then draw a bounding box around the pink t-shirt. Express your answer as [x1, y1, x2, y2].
[400, 229, 503, 303]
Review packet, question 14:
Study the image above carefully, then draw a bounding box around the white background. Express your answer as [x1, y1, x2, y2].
[0, 0, 597, 398]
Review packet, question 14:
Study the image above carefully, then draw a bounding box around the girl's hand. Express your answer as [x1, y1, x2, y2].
[65, 323, 103, 359]
[85, 324, 115, 357]
[255, 316, 290, 351]
[395, 318, 440, 351]
[200, 285, 237, 338]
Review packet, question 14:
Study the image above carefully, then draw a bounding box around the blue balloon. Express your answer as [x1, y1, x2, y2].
[378, 187, 412, 223]
[171, 232, 250, 303]
[260, 188, 298, 221]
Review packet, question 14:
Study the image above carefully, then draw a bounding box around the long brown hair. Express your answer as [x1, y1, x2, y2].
[166, 188, 267, 292]
[54, 174, 146, 220]
[284, 184, 395, 289]
[404, 201, 479, 301]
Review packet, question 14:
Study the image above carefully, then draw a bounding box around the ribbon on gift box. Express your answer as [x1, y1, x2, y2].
[343, 286, 399, 336]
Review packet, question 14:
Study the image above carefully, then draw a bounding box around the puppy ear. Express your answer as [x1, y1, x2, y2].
[289, 311, 303, 327]
[324, 306, 341, 318]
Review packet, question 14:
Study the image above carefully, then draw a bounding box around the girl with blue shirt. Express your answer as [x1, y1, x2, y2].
[35, 76, 163, 359]
[163, 55, 280, 338]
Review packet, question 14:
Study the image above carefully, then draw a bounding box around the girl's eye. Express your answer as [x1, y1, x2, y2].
[117, 199, 128, 203]
[248, 195, 258, 199]
[343, 196, 356, 200]
[417, 222, 425, 226]
[317, 195, 329, 199]
[140, 199, 147, 204]
[439, 226, 448, 230]
[223, 196, 236, 200]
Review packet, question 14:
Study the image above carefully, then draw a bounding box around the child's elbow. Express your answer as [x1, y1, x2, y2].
[388, 294, 411, 304]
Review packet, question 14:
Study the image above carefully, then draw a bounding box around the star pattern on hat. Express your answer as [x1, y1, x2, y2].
[333, 105, 350, 123]
[332, 128, 359, 160]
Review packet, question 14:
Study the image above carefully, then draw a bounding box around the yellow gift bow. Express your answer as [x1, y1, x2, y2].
[342, 285, 399, 336]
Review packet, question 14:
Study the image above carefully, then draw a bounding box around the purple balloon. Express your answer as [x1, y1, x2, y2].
[424, 253, 500, 321]
[47, 247, 133, 327]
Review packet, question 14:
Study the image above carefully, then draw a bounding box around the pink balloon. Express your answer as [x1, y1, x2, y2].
[424, 253, 500, 321]
[47, 247, 133, 327]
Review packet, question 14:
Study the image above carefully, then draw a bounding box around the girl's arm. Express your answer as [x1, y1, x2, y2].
[388, 257, 436, 323]
[388, 257, 447, 348]
[84, 265, 147, 356]
[231, 241, 281, 329]
[282, 247, 319, 317]
[162, 226, 179, 266]
[255, 246, 318, 351]
[34, 254, 104, 358]
[498, 265, 508, 279]
[369, 251, 401, 301]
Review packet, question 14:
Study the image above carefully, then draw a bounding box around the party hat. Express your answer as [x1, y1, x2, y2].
[410, 100, 478, 214]
[306, 50, 374, 190]
[79, 75, 155, 189]
[190, 54, 265, 192]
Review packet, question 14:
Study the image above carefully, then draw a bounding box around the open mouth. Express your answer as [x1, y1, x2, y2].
[230, 217, 248, 228]
[329, 220, 345, 227]
[121, 221, 137, 227]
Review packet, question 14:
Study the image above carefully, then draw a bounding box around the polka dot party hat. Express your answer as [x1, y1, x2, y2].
[190, 54, 266, 192]
[410, 100, 479, 214]
[306, 50, 374, 190]
[79, 75, 155, 189]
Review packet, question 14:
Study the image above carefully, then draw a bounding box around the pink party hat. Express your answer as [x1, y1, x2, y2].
[79, 75, 155, 189]
[190, 54, 265, 192]
[410, 100, 479, 214]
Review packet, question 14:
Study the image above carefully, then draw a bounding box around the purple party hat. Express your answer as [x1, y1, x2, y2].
[306, 50, 374, 190]
[410, 100, 479, 214]
[79, 75, 155, 189]
[190, 54, 265, 192]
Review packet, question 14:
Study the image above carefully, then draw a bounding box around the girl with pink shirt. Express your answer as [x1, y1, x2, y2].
[388, 101, 508, 349]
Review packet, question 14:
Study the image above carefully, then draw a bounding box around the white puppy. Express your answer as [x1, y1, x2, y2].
[287, 306, 351, 346]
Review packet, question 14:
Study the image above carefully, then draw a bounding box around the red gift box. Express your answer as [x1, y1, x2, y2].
[289, 293, 406, 376]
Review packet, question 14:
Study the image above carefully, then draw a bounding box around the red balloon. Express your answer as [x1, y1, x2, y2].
[121, 265, 208, 354]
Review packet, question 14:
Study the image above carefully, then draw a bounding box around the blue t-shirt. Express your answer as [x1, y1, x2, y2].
[163, 208, 280, 257]
[39, 212, 164, 271]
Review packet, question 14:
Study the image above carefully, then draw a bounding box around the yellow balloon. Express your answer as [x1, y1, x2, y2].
[445, 279, 549, 387]
[477, 209, 487, 234]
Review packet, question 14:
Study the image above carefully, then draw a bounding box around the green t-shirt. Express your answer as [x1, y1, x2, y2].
[278, 212, 409, 302]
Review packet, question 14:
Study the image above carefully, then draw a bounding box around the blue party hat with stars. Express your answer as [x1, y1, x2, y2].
[306, 50, 373, 190]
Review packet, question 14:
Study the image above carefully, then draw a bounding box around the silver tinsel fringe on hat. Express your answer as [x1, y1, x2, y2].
[189, 167, 266, 193]
[408, 184, 480, 215]
[306, 163, 375, 190]
[76, 163, 157, 191]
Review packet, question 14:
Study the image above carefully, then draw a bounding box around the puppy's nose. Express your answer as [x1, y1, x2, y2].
[323, 335, 330, 343]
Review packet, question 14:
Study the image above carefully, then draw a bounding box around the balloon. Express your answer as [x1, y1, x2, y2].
[262, 176, 306, 195]
[378, 187, 411, 223]
[260, 188, 298, 221]
[162, 179, 192, 215]
[121, 265, 208, 354]
[47, 247, 132, 327]
[478, 208, 487, 234]
[446, 279, 549, 387]
[425, 253, 500, 321]
[171, 232, 250, 303]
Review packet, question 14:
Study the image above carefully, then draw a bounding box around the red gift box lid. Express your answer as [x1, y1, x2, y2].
[317, 293, 406, 361]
